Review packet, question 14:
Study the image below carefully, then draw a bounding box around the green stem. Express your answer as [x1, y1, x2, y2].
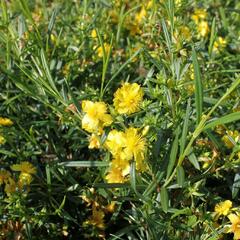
[100, 35, 113, 100]
[164, 77, 240, 187]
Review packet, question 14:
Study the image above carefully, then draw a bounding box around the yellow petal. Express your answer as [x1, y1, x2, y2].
[228, 214, 240, 224]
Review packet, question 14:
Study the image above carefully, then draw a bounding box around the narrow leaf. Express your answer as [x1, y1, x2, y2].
[143, 171, 164, 197]
[177, 166, 185, 187]
[208, 18, 216, 56]
[130, 161, 136, 192]
[204, 112, 240, 130]
[188, 152, 200, 170]
[192, 46, 203, 124]
[162, 19, 171, 53]
[160, 187, 169, 213]
[59, 161, 109, 167]
[232, 173, 240, 199]
[40, 49, 59, 94]
[180, 98, 191, 155]
[93, 183, 129, 188]
[65, 79, 82, 114]
[46, 164, 51, 185]
[205, 129, 222, 150]
[167, 129, 179, 178]
[103, 48, 142, 93]
[48, 8, 58, 33]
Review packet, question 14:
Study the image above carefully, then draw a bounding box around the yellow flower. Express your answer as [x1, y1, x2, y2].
[109, 10, 119, 24]
[85, 206, 105, 229]
[11, 161, 36, 175]
[228, 213, 240, 239]
[192, 9, 207, 24]
[106, 128, 147, 172]
[88, 134, 101, 149]
[105, 127, 148, 182]
[213, 37, 227, 52]
[142, 125, 150, 136]
[111, 157, 130, 176]
[106, 165, 125, 183]
[175, 0, 182, 7]
[4, 178, 18, 196]
[135, 7, 146, 24]
[125, 11, 144, 36]
[91, 29, 97, 38]
[197, 21, 209, 37]
[18, 173, 33, 186]
[189, 64, 194, 80]
[122, 128, 146, 160]
[215, 125, 225, 135]
[82, 101, 113, 133]
[50, 34, 57, 44]
[222, 130, 239, 149]
[122, 127, 147, 171]
[81, 194, 92, 206]
[105, 130, 125, 155]
[146, 0, 153, 9]
[0, 169, 11, 185]
[113, 82, 143, 115]
[215, 200, 232, 216]
[95, 43, 111, 58]
[105, 201, 116, 213]
[126, 22, 142, 35]
[114, 0, 129, 7]
[0, 117, 13, 126]
[0, 135, 6, 144]
[178, 26, 191, 41]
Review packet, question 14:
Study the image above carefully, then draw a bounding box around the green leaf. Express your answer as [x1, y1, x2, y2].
[0, 149, 16, 157]
[170, 208, 191, 219]
[58, 195, 66, 211]
[176, 166, 185, 187]
[130, 161, 136, 192]
[103, 48, 142, 93]
[205, 129, 222, 150]
[59, 210, 78, 223]
[152, 130, 164, 159]
[180, 98, 191, 155]
[48, 8, 59, 33]
[160, 187, 169, 213]
[188, 152, 200, 170]
[65, 79, 82, 114]
[208, 18, 217, 56]
[143, 171, 164, 197]
[40, 49, 59, 94]
[46, 164, 51, 185]
[144, 48, 162, 71]
[166, 129, 179, 178]
[232, 173, 240, 199]
[204, 112, 240, 130]
[187, 215, 198, 227]
[109, 225, 138, 240]
[24, 223, 32, 239]
[219, 7, 228, 29]
[17, 0, 34, 22]
[192, 46, 203, 124]
[59, 161, 109, 167]
[93, 183, 129, 188]
[162, 19, 172, 53]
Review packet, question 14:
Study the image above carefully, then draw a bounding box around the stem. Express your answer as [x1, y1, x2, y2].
[163, 77, 240, 187]
[99, 35, 113, 100]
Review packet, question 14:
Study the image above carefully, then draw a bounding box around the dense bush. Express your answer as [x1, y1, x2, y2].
[0, 0, 240, 239]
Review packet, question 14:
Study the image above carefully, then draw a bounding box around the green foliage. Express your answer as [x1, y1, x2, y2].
[0, 0, 240, 239]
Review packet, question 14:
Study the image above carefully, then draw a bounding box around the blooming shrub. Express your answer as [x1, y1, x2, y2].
[0, 0, 240, 239]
